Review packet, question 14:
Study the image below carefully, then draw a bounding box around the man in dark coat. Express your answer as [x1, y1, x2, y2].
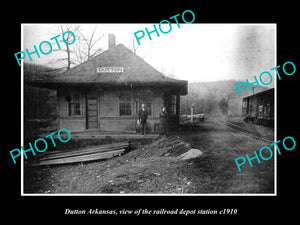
[138, 104, 148, 135]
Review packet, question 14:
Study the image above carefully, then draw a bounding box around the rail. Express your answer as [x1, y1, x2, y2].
[215, 119, 273, 143]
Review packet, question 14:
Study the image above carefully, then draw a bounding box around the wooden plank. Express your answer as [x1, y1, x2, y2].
[35, 149, 125, 166]
[88, 99, 97, 104]
[87, 104, 97, 110]
[45, 143, 129, 157]
[88, 111, 97, 117]
[88, 121, 98, 129]
[40, 145, 128, 161]
[45, 141, 129, 156]
[87, 117, 98, 122]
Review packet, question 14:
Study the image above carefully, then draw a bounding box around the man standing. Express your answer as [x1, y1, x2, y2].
[138, 104, 148, 135]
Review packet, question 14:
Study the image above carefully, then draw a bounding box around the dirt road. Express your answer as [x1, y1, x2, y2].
[24, 117, 274, 194]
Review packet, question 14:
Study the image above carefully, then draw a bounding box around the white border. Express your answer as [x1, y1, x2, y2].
[274, 25, 277, 196]
[21, 23, 24, 194]
[21, 23, 277, 196]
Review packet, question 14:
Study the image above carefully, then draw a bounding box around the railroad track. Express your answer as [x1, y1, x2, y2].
[215, 119, 274, 143]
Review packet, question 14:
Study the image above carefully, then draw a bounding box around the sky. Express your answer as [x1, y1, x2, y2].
[22, 23, 276, 83]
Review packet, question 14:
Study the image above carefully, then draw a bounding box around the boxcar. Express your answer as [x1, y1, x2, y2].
[242, 88, 274, 126]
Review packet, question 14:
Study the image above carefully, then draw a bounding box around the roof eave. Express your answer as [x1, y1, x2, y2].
[28, 80, 188, 95]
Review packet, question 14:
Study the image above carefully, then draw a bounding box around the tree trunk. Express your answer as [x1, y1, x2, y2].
[66, 44, 71, 69]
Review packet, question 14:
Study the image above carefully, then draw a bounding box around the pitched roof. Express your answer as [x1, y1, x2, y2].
[32, 44, 187, 86]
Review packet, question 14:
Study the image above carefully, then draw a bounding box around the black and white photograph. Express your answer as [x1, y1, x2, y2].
[3, 4, 299, 221]
[21, 23, 276, 195]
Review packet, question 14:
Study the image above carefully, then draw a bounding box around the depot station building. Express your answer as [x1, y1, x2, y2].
[32, 34, 188, 134]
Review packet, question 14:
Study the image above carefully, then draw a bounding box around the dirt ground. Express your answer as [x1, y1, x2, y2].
[24, 117, 275, 194]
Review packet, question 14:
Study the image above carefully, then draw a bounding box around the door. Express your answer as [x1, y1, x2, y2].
[86, 96, 98, 129]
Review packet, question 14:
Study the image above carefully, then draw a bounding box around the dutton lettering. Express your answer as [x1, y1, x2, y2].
[96, 67, 124, 73]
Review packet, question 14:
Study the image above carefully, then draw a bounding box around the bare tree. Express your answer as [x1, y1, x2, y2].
[61, 25, 78, 69]
[74, 26, 104, 64]
[50, 25, 80, 70]
[132, 34, 139, 55]
[50, 25, 104, 68]
[158, 67, 177, 79]
[180, 85, 199, 115]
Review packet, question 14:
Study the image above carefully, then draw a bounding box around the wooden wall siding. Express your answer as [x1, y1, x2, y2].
[57, 87, 86, 132]
[57, 86, 175, 133]
[250, 97, 257, 117]
[57, 88, 86, 117]
[58, 117, 85, 132]
[86, 97, 98, 129]
[99, 92, 119, 117]
[99, 117, 160, 132]
[100, 117, 135, 132]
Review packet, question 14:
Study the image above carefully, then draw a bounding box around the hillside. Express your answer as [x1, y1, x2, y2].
[180, 80, 270, 116]
[24, 63, 59, 136]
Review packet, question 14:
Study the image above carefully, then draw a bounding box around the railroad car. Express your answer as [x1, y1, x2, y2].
[242, 88, 274, 126]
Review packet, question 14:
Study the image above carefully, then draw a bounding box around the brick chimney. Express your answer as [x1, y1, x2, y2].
[108, 33, 116, 49]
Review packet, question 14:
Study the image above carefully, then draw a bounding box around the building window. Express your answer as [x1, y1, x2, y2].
[169, 95, 177, 115]
[68, 91, 81, 116]
[119, 95, 132, 116]
[69, 103, 81, 116]
[136, 90, 153, 116]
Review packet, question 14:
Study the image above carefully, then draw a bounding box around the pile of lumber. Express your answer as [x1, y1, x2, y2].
[34, 141, 129, 166]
